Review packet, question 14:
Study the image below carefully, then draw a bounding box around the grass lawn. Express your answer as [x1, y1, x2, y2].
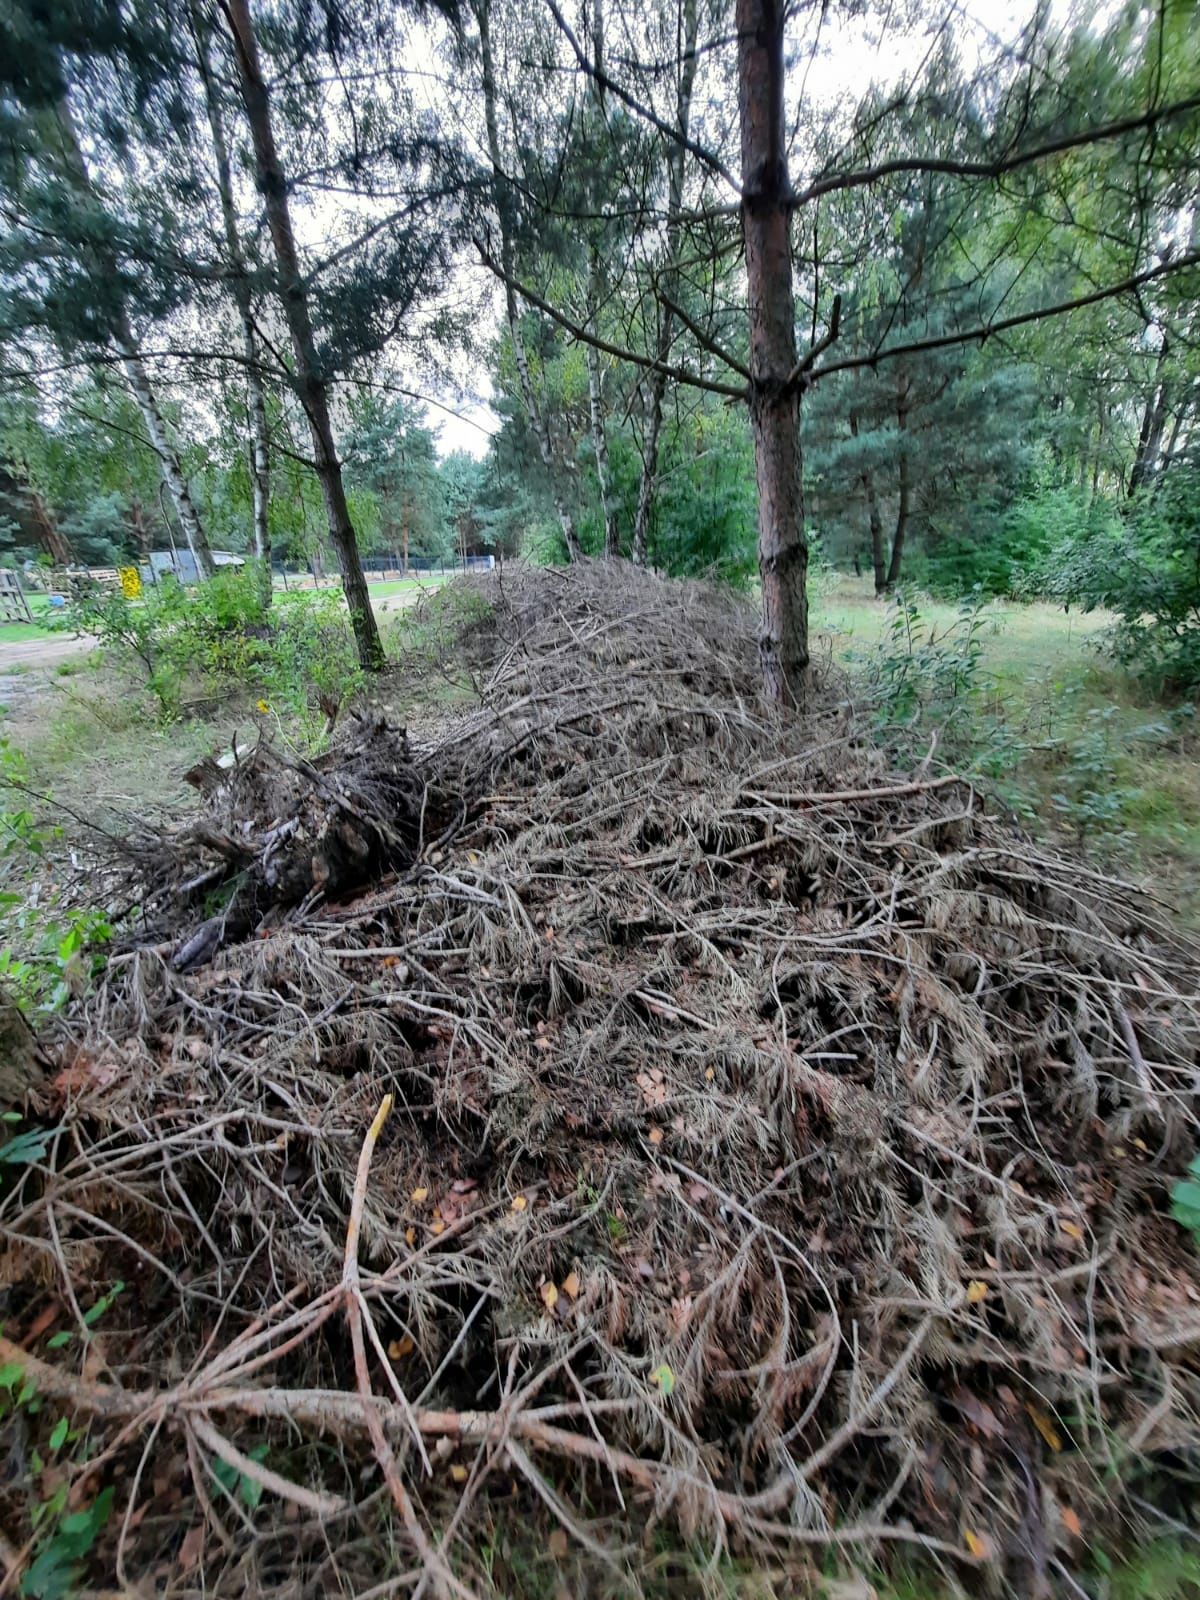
[0, 592, 58, 643]
[815, 575, 1200, 924]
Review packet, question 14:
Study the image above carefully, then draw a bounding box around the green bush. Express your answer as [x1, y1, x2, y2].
[64, 568, 364, 742]
[1028, 468, 1200, 694]
[911, 486, 1109, 599]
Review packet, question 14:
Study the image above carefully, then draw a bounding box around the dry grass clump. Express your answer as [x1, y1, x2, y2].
[2, 560, 1199, 1596]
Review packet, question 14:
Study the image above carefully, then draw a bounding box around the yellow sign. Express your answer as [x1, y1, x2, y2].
[119, 566, 142, 599]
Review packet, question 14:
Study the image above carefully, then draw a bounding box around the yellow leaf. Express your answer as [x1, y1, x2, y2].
[410, 1186, 429, 1204]
[704, 1067, 715, 1082]
[387, 1336, 415, 1360]
[966, 1280, 989, 1304]
[431, 1220, 446, 1235]
[651, 1363, 675, 1396]
[964, 1530, 988, 1560]
[1060, 1506, 1083, 1539]
[510, 1195, 527, 1212]
[1026, 1403, 1062, 1452]
[561, 1271, 580, 1300]
[404, 1227, 416, 1247]
[540, 1281, 559, 1310]
[1060, 1219, 1084, 1241]
[255, 699, 270, 713]
[449, 1464, 468, 1484]
[648, 1127, 664, 1147]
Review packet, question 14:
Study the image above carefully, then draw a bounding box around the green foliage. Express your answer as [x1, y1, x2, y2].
[211, 1442, 269, 1511]
[65, 568, 364, 742]
[1032, 470, 1200, 694]
[0, 1283, 124, 1599]
[1171, 1154, 1200, 1244]
[850, 588, 989, 746]
[0, 734, 112, 1015]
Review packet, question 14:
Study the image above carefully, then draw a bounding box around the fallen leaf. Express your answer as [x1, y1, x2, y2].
[966, 1280, 989, 1304]
[651, 1363, 675, 1396]
[511, 1195, 527, 1213]
[1060, 1505, 1083, 1539]
[388, 1336, 415, 1360]
[1060, 1219, 1084, 1242]
[405, 1227, 416, 1247]
[647, 1127, 663, 1147]
[449, 1464, 468, 1484]
[431, 1220, 446, 1236]
[178, 1525, 205, 1572]
[540, 1281, 559, 1310]
[963, 1530, 989, 1561]
[410, 1187, 429, 1204]
[561, 1271, 580, 1300]
[547, 1527, 569, 1559]
[704, 1067, 715, 1082]
[1026, 1403, 1063, 1452]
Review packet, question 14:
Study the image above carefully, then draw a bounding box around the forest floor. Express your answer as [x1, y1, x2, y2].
[2, 564, 1200, 1600]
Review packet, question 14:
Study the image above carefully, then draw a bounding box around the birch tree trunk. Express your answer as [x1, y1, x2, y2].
[632, 0, 699, 568]
[116, 323, 216, 578]
[737, 0, 807, 703]
[225, 0, 384, 669]
[477, 0, 582, 560]
[195, 14, 272, 596]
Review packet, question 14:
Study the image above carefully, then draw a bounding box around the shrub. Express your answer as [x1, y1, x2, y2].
[1028, 468, 1200, 694]
[64, 568, 364, 742]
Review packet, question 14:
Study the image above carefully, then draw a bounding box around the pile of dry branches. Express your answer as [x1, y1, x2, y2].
[3, 561, 1200, 1596]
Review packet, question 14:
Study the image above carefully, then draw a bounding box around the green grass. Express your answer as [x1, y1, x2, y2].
[815, 575, 1200, 922]
[0, 592, 58, 643]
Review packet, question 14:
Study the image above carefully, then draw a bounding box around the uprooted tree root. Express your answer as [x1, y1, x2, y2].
[3, 560, 1200, 1596]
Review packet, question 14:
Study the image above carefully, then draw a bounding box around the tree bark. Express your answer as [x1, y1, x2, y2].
[1129, 335, 1170, 496]
[225, 0, 383, 669]
[849, 413, 885, 593]
[194, 12, 272, 598]
[115, 321, 216, 578]
[585, 281, 620, 556]
[885, 374, 911, 590]
[29, 490, 73, 566]
[632, 0, 699, 568]
[476, 0, 582, 561]
[737, 0, 807, 704]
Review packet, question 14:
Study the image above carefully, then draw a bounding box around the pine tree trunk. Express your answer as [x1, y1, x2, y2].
[401, 502, 410, 574]
[866, 479, 886, 594]
[632, 0, 699, 568]
[49, 96, 215, 580]
[477, 0, 582, 561]
[885, 376, 911, 591]
[195, 12, 271, 599]
[849, 414, 886, 594]
[225, 0, 383, 669]
[737, 0, 807, 704]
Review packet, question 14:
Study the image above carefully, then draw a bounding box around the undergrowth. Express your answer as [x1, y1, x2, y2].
[0, 735, 110, 1017]
[848, 588, 1193, 858]
[63, 568, 364, 745]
